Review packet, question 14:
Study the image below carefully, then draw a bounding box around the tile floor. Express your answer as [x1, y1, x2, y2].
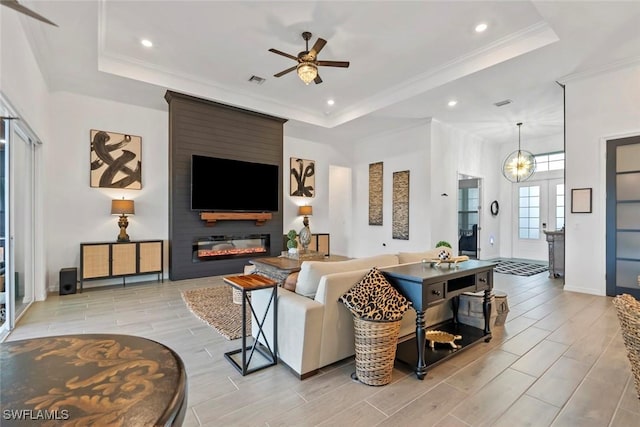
[4, 271, 640, 426]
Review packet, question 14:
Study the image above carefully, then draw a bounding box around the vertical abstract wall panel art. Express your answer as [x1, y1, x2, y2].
[392, 170, 410, 240]
[90, 130, 142, 189]
[369, 162, 383, 225]
[290, 158, 315, 197]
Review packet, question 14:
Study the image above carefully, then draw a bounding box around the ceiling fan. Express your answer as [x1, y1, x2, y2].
[0, 0, 58, 26]
[269, 31, 349, 85]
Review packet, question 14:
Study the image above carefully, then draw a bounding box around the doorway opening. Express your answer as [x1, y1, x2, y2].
[458, 175, 481, 259]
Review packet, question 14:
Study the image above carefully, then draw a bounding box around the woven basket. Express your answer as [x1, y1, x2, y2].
[353, 317, 401, 386]
[612, 294, 640, 398]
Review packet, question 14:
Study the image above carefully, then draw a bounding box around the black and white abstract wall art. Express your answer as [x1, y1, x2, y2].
[90, 129, 142, 189]
[290, 157, 315, 197]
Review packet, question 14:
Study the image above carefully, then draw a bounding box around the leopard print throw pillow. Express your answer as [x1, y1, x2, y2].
[339, 267, 411, 321]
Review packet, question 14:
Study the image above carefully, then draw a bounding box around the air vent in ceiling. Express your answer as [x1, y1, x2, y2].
[248, 75, 266, 85]
[494, 99, 512, 107]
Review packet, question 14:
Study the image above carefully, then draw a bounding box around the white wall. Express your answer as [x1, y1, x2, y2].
[283, 135, 352, 252]
[349, 122, 431, 257]
[431, 120, 502, 260]
[44, 92, 168, 291]
[564, 64, 640, 296]
[0, 11, 50, 141]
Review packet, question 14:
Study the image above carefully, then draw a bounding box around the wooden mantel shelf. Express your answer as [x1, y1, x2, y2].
[200, 212, 272, 226]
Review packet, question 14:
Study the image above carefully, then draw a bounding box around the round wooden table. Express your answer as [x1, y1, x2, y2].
[0, 334, 187, 426]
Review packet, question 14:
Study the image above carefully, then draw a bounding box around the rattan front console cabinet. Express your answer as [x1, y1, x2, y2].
[80, 240, 164, 292]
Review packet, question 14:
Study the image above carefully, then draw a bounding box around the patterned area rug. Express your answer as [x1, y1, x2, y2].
[181, 285, 249, 340]
[494, 260, 548, 277]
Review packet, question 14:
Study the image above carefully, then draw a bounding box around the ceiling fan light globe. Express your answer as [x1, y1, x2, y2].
[297, 62, 318, 85]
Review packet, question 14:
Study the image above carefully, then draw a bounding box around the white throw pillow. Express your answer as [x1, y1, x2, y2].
[295, 254, 399, 298]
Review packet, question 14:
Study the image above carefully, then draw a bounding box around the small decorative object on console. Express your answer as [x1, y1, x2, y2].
[286, 229, 298, 254]
[426, 330, 462, 349]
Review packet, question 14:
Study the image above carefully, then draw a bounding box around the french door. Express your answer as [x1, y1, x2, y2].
[606, 135, 640, 298]
[512, 178, 564, 261]
[0, 103, 39, 338]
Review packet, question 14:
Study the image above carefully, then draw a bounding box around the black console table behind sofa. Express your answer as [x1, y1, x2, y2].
[382, 259, 496, 380]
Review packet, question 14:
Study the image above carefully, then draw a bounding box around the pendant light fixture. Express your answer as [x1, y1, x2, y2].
[502, 122, 536, 183]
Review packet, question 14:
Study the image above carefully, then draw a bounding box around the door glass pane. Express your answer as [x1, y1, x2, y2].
[617, 203, 640, 230]
[617, 173, 640, 200]
[617, 144, 640, 172]
[617, 232, 640, 260]
[556, 184, 565, 230]
[518, 185, 540, 240]
[0, 119, 6, 330]
[616, 260, 640, 289]
[12, 131, 34, 319]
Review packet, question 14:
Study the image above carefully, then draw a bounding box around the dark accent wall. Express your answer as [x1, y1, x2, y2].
[165, 91, 287, 280]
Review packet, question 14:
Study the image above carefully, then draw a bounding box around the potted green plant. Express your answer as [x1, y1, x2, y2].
[287, 229, 298, 254]
[435, 241, 451, 248]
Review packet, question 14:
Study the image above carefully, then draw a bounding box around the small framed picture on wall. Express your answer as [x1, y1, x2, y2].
[571, 188, 592, 213]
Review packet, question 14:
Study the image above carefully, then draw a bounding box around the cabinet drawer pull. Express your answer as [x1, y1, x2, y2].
[478, 277, 487, 283]
[432, 289, 441, 296]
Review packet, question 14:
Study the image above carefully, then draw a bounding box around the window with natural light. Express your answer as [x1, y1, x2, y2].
[534, 152, 565, 172]
[519, 186, 540, 239]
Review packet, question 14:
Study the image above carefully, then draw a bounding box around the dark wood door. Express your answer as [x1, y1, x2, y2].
[606, 135, 640, 298]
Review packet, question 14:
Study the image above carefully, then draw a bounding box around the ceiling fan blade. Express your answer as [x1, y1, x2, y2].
[317, 60, 350, 68]
[309, 38, 327, 59]
[274, 65, 297, 78]
[268, 48, 298, 61]
[314, 74, 323, 85]
[0, 0, 58, 26]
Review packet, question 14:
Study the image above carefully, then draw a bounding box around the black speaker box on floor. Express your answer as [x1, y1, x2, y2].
[59, 267, 77, 295]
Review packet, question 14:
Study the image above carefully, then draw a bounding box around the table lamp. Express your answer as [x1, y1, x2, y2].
[111, 198, 135, 242]
[298, 205, 313, 251]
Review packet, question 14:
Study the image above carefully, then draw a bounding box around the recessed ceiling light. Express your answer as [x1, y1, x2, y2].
[327, 99, 335, 106]
[141, 39, 153, 48]
[448, 100, 458, 107]
[475, 23, 488, 33]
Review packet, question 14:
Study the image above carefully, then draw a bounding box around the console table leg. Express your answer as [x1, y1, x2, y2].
[483, 289, 492, 341]
[451, 296, 460, 325]
[415, 310, 427, 380]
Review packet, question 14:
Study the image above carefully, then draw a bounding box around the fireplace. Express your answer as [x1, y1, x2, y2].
[193, 234, 270, 262]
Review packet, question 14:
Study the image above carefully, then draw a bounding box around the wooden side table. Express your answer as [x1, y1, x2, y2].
[0, 334, 186, 426]
[223, 274, 278, 375]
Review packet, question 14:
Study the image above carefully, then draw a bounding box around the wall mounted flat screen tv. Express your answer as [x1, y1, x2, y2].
[191, 155, 279, 212]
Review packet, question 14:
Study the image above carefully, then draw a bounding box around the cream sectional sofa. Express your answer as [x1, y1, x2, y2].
[251, 249, 453, 379]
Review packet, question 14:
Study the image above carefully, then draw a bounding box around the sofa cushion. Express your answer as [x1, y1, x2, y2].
[398, 247, 453, 264]
[339, 267, 411, 321]
[295, 254, 399, 298]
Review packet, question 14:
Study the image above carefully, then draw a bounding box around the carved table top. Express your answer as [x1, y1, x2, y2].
[0, 334, 186, 426]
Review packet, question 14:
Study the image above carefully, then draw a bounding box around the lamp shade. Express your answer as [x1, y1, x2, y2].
[298, 205, 313, 216]
[111, 199, 135, 215]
